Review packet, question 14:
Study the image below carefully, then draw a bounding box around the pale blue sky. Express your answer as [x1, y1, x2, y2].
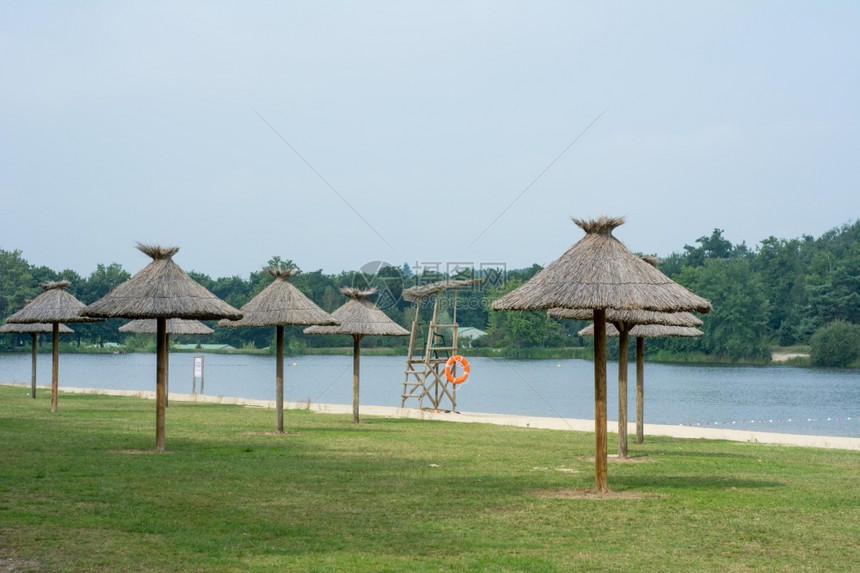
[1, 1, 858, 279]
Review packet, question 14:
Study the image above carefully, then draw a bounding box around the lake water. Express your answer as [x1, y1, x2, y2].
[2, 353, 859, 438]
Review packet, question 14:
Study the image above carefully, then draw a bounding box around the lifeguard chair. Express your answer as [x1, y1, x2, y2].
[400, 278, 481, 411]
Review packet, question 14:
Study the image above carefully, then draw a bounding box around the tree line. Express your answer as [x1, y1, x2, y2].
[1, 220, 859, 366]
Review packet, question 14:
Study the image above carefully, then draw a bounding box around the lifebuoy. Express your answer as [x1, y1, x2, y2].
[444, 355, 470, 385]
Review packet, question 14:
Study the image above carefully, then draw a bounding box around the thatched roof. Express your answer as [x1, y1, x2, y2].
[81, 244, 242, 321]
[218, 267, 337, 328]
[303, 288, 409, 337]
[546, 253, 704, 326]
[548, 308, 703, 327]
[402, 278, 483, 302]
[118, 318, 214, 335]
[0, 322, 74, 334]
[491, 216, 712, 313]
[5, 281, 100, 324]
[579, 323, 704, 338]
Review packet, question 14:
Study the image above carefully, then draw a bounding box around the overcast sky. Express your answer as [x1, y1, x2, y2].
[2, 1, 858, 280]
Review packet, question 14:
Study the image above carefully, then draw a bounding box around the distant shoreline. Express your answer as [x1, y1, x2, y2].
[771, 351, 810, 362]
[0, 347, 823, 367]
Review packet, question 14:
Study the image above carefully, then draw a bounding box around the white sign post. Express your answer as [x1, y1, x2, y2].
[193, 355, 204, 394]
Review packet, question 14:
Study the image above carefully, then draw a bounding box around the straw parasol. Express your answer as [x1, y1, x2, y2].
[0, 322, 73, 400]
[548, 308, 704, 327]
[81, 244, 242, 452]
[578, 323, 704, 338]
[578, 321, 703, 445]
[492, 218, 712, 313]
[219, 266, 338, 433]
[549, 307, 702, 456]
[304, 287, 409, 423]
[401, 278, 483, 302]
[118, 318, 215, 335]
[5, 281, 101, 413]
[492, 216, 711, 492]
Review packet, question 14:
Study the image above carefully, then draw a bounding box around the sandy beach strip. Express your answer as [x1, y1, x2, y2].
[8, 384, 860, 451]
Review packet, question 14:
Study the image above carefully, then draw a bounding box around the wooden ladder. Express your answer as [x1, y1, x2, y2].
[400, 291, 461, 411]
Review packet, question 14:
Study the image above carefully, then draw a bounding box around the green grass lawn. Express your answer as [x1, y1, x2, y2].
[1, 385, 858, 572]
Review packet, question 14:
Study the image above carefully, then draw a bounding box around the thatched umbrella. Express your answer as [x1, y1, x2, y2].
[81, 244, 242, 452]
[218, 267, 338, 433]
[119, 318, 215, 407]
[549, 308, 703, 457]
[401, 278, 484, 301]
[304, 288, 409, 423]
[492, 216, 711, 492]
[0, 322, 74, 400]
[118, 318, 215, 335]
[579, 321, 703, 444]
[5, 281, 101, 413]
[579, 323, 704, 337]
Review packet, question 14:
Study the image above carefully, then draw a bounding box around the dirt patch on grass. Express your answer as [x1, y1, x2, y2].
[581, 455, 655, 463]
[0, 549, 43, 573]
[534, 489, 657, 500]
[107, 450, 177, 455]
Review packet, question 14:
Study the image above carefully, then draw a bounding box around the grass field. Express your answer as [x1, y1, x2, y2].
[1, 384, 858, 572]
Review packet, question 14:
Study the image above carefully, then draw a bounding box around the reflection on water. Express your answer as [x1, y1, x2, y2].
[2, 352, 858, 438]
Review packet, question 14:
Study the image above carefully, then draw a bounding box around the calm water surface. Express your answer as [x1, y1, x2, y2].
[2, 353, 858, 438]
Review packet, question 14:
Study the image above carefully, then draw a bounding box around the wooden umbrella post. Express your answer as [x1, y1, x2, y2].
[30, 333, 38, 399]
[1, 323, 77, 404]
[165, 334, 170, 408]
[303, 287, 408, 425]
[155, 317, 168, 452]
[577, 321, 703, 447]
[50, 322, 59, 413]
[352, 334, 363, 424]
[276, 325, 285, 434]
[217, 266, 336, 434]
[593, 308, 609, 493]
[617, 325, 629, 458]
[636, 336, 645, 444]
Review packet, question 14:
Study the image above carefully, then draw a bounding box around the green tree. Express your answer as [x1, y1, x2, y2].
[673, 258, 771, 361]
[485, 277, 565, 349]
[30, 265, 61, 287]
[798, 223, 860, 341]
[211, 275, 255, 311]
[266, 256, 294, 271]
[660, 228, 746, 276]
[751, 236, 807, 342]
[684, 228, 735, 265]
[805, 266, 860, 325]
[810, 320, 860, 367]
[75, 263, 131, 346]
[0, 248, 38, 320]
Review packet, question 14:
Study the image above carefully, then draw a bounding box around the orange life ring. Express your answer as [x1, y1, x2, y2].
[444, 355, 470, 385]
